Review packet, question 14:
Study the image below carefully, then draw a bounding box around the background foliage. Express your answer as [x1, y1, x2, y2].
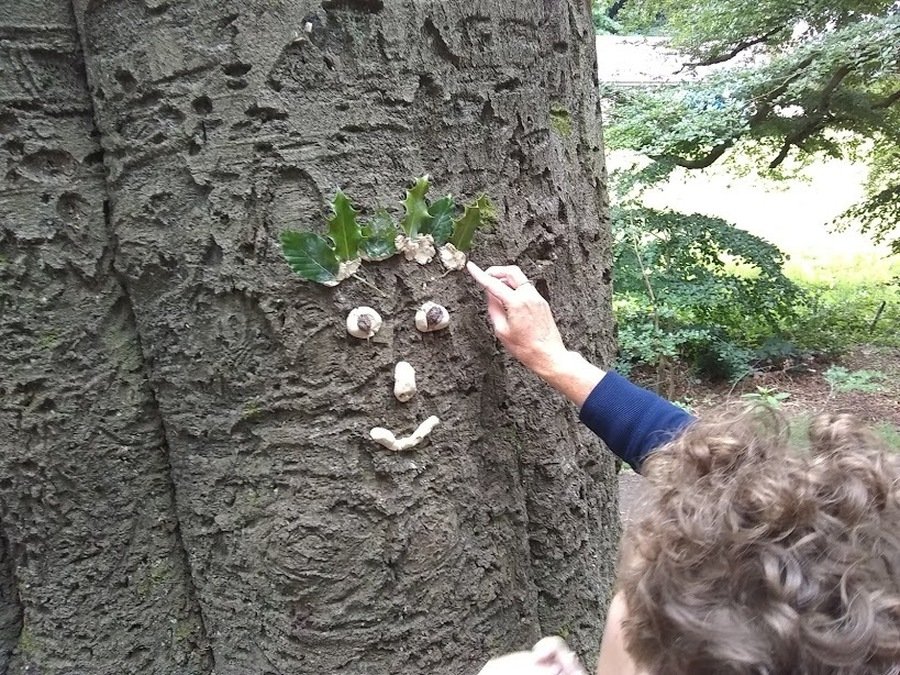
[597, 0, 900, 383]
[613, 203, 802, 381]
[599, 0, 900, 250]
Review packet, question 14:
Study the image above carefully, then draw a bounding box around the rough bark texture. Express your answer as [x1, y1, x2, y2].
[1, 0, 617, 673]
[0, 1, 211, 672]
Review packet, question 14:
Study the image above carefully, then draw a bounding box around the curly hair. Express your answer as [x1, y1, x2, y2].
[618, 410, 900, 674]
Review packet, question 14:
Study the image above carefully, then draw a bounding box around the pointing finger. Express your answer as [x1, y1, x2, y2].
[484, 265, 530, 289]
[467, 261, 517, 306]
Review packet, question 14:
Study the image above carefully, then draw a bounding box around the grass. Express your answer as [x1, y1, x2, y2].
[707, 250, 898, 355]
[784, 250, 900, 285]
[874, 422, 900, 450]
[715, 250, 899, 353]
[785, 253, 900, 352]
[716, 252, 900, 353]
[608, 143, 900, 351]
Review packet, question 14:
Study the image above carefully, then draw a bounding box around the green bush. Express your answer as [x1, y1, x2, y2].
[613, 205, 803, 380]
[592, 1, 625, 34]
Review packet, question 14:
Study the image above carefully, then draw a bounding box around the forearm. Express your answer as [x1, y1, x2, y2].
[466, 261, 691, 472]
[532, 350, 607, 408]
[579, 372, 695, 471]
[530, 350, 692, 470]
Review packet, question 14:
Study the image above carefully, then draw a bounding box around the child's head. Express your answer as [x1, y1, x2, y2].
[618, 410, 900, 674]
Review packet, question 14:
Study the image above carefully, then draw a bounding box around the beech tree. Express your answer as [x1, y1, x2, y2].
[601, 0, 900, 248]
[0, 1, 617, 673]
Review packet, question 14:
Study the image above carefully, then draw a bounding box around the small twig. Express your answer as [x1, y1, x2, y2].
[727, 370, 751, 398]
[869, 300, 887, 332]
[628, 219, 666, 393]
[352, 273, 388, 297]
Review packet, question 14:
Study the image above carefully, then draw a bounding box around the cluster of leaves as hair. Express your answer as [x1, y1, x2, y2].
[280, 176, 493, 285]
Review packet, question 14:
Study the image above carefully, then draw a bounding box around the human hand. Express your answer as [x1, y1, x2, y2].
[477, 636, 588, 675]
[467, 260, 606, 407]
[466, 261, 567, 378]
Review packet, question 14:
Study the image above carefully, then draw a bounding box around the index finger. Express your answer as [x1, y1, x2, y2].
[485, 265, 530, 289]
[466, 261, 516, 306]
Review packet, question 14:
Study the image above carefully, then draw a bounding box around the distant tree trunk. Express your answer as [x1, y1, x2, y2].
[608, 0, 629, 20]
[1, 0, 617, 673]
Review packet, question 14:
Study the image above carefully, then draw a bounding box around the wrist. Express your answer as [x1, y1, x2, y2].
[533, 350, 607, 408]
[532, 349, 585, 384]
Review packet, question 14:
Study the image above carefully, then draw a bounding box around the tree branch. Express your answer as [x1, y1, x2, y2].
[685, 27, 783, 67]
[873, 88, 900, 110]
[820, 65, 852, 104]
[768, 65, 851, 168]
[647, 56, 847, 172]
[749, 55, 816, 112]
[653, 139, 735, 169]
[768, 125, 821, 168]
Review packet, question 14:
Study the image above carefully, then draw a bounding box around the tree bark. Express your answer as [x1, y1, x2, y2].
[0, 0, 211, 673]
[2, 0, 618, 672]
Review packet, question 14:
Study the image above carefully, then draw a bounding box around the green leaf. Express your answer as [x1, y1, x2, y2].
[280, 230, 340, 285]
[400, 175, 432, 237]
[327, 190, 362, 261]
[360, 210, 399, 260]
[450, 195, 494, 251]
[423, 195, 456, 245]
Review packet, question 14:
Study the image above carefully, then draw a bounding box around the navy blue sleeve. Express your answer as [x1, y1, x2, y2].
[578, 371, 695, 472]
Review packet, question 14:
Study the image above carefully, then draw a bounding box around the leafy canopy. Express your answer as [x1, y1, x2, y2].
[602, 0, 900, 249]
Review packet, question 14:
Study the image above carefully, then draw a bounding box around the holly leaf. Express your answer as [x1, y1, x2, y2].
[280, 230, 340, 284]
[400, 175, 431, 237]
[450, 195, 494, 251]
[423, 195, 456, 245]
[327, 190, 362, 261]
[360, 209, 399, 260]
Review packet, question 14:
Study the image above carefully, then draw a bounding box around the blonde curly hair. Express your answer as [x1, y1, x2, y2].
[618, 410, 900, 674]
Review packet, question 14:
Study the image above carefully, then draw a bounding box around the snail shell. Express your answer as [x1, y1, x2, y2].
[415, 301, 449, 332]
[346, 306, 382, 339]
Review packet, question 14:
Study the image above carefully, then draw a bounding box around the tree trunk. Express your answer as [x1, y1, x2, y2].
[0, 1, 211, 673]
[1, 0, 617, 672]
